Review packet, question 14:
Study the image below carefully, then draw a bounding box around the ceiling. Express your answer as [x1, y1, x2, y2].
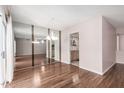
[10, 5, 124, 30]
[13, 22, 48, 39]
[13, 22, 59, 39]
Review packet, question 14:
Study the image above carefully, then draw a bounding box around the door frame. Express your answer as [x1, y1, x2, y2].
[70, 32, 79, 67]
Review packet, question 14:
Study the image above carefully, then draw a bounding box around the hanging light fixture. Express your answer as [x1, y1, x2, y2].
[52, 36, 58, 40]
[46, 35, 51, 40]
[41, 40, 45, 43]
[32, 38, 40, 44]
[51, 31, 58, 40]
[32, 41, 40, 44]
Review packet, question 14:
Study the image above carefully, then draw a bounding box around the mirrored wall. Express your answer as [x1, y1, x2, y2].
[14, 22, 32, 70]
[13, 22, 61, 70]
[49, 30, 60, 63]
[33, 26, 48, 66]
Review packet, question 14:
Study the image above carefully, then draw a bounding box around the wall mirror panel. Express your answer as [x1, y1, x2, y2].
[14, 22, 32, 70]
[13, 22, 61, 70]
[49, 30, 60, 63]
[33, 26, 48, 66]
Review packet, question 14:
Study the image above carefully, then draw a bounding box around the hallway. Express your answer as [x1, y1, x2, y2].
[7, 63, 124, 88]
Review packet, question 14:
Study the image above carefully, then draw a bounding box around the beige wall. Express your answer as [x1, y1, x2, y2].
[102, 17, 116, 74]
[116, 28, 124, 64]
[61, 16, 117, 75]
[16, 38, 46, 56]
[61, 16, 103, 74]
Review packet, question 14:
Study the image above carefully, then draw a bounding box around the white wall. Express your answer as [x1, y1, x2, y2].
[0, 6, 15, 85]
[0, 6, 15, 86]
[16, 38, 46, 56]
[102, 17, 116, 73]
[34, 42, 46, 55]
[13, 22, 32, 39]
[0, 6, 6, 85]
[6, 15, 15, 83]
[61, 16, 117, 75]
[116, 28, 124, 64]
[61, 16, 103, 74]
[16, 38, 32, 56]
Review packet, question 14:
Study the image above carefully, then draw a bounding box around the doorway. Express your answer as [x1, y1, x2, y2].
[70, 32, 79, 67]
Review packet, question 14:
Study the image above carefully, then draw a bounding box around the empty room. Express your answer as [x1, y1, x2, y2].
[1, 5, 124, 88]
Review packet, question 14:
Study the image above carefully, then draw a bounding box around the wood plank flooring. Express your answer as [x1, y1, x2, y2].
[6, 62, 124, 88]
[15, 54, 58, 70]
[15, 54, 48, 70]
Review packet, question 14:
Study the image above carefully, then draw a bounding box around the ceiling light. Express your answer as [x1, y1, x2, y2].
[46, 35, 51, 40]
[52, 36, 58, 40]
[41, 40, 45, 43]
[32, 41, 40, 44]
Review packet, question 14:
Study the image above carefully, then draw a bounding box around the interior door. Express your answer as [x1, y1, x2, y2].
[0, 15, 6, 86]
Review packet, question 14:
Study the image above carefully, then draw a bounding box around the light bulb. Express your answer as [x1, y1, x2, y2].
[32, 41, 40, 44]
[46, 36, 51, 40]
[41, 40, 44, 43]
[52, 36, 58, 40]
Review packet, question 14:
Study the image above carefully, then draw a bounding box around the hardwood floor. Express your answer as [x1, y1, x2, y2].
[15, 54, 49, 70]
[71, 61, 79, 67]
[6, 62, 124, 88]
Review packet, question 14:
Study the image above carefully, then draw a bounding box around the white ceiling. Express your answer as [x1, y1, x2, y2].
[13, 22, 48, 39]
[13, 21, 59, 39]
[10, 5, 124, 30]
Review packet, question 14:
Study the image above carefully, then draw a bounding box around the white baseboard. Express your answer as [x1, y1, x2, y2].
[79, 66, 102, 75]
[61, 61, 70, 64]
[116, 62, 124, 64]
[102, 63, 115, 75]
[79, 63, 115, 75]
[62, 61, 116, 75]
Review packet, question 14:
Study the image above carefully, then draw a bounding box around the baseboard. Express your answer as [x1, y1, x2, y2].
[79, 63, 115, 75]
[102, 63, 115, 75]
[61, 61, 70, 64]
[79, 65, 102, 75]
[16, 54, 46, 57]
[116, 62, 124, 64]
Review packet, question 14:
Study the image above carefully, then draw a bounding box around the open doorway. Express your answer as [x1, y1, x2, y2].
[70, 32, 79, 67]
